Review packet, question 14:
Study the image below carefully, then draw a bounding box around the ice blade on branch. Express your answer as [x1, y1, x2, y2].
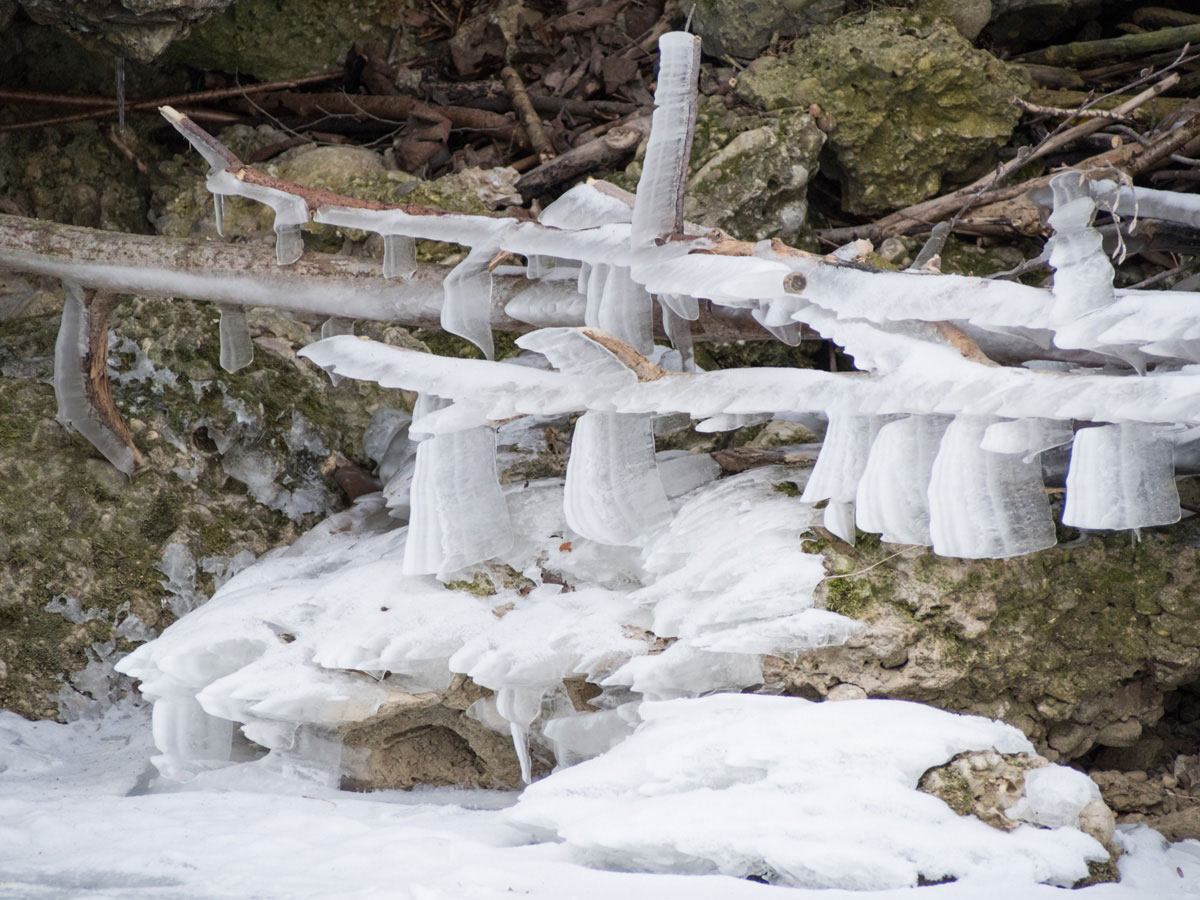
[1062, 424, 1180, 530]
[442, 245, 499, 360]
[928, 417, 1057, 559]
[318, 316, 355, 385]
[53, 281, 143, 475]
[981, 417, 1074, 461]
[802, 414, 891, 544]
[631, 32, 701, 246]
[381, 234, 417, 281]
[217, 304, 254, 373]
[596, 266, 653, 355]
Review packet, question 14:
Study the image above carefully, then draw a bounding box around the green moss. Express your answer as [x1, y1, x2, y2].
[773, 481, 802, 497]
[444, 574, 497, 598]
[824, 577, 874, 619]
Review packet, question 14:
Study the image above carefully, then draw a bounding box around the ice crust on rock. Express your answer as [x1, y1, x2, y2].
[508, 695, 1110, 890]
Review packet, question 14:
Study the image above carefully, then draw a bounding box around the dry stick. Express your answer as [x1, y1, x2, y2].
[1018, 23, 1200, 67]
[500, 66, 556, 160]
[1128, 111, 1200, 174]
[0, 73, 341, 132]
[79, 289, 146, 472]
[1011, 97, 1134, 121]
[819, 72, 1180, 244]
[517, 114, 652, 197]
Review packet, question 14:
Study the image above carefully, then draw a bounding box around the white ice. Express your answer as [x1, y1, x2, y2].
[1062, 424, 1181, 530]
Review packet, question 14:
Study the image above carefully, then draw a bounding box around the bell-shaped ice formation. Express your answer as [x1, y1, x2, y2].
[856, 415, 952, 545]
[564, 412, 673, 546]
[150, 695, 235, 780]
[403, 424, 514, 575]
[981, 417, 1074, 462]
[928, 417, 1057, 559]
[1062, 424, 1180, 530]
[631, 32, 701, 245]
[802, 414, 890, 544]
[218, 305, 254, 373]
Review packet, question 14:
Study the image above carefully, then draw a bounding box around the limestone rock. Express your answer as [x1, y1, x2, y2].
[18, 0, 233, 60]
[915, 0, 992, 41]
[0, 291, 390, 720]
[736, 11, 1029, 214]
[691, 0, 845, 59]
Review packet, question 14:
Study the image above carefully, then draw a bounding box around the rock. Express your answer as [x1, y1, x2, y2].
[1146, 806, 1200, 843]
[919, 749, 1119, 870]
[0, 292, 391, 720]
[691, 0, 845, 60]
[736, 11, 1029, 214]
[1091, 770, 1166, 814]
[780, 521, 1200, 764]
[915, 0, 992, 41]
[0, 123, 157, 233]
[165, 0, 418, 81]
[982, 0, 1113, 52]
[18, 0, 234, 60]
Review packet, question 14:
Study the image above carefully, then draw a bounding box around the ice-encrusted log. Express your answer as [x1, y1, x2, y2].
[856, 415, 953, 546]
[1062, 424, 1181, 530]
[404, 424, 514, 576]
[802, 414, 891, 544]
[53, 282, 144, 475]
[928, 417, 1057, 559]
[217, 304, 254, 373]
[630, 31, 701, 246]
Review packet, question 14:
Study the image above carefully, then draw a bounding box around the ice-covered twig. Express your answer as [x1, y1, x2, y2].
[53, 283, 145, 475]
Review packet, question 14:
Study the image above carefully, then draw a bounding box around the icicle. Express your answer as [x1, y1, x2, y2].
[53, 281, 142, 475]
[402, 425, 513, 575]
[274, 223, 304, 266]
[217, 305, 254, 373]
[583, 262, 608, 326]
[115, 56, 126, 136]
[382, 234, 417, 280]
[631, 32, 701, 245]
[661, 302, 695, 371]
[213, 192, 225, 237]
[1062, 424, 1180, 530]
[659, 292, 699, 321]
[802, 414, 890, 544]
[928, 416, 1057, 559]
[442, 244, 497, 360]
[318, 316, 354, 385]
[856, 415, 952, 545]
[564, 412, 673, 545]
[1047, 170, 1114, 319]
[596, 266, 654, 354]
[525, 254, 553, 279]
[496, 687, 543, 784]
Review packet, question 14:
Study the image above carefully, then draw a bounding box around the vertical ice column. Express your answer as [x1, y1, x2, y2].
[1048, 171, 1114, 320]
[855, 415, 953, 545]
[442, 244, 498, 360]
[217, 305, 254, 373]
[928, 416, 1057, 559]
[595, 266, 654, 355]
[631, 31, 701, 246]
[564, 411, 673, 546]
[802, 414, 890, 544]
[496, 686, 544, 785]
[381, 234, 417, 280]
[150, 695, 234, 780]
[1062, 424, 1180, 530]
[403, 420, 514, 576]
[659, 293, 698, 370]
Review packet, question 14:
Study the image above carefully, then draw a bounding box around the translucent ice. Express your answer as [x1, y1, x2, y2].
[928, 417, 1057, 558]
[802, 414, 890, 544]
[381, 234, 417, 280]
[218, 305, 254, 373]
[1047, 171, 1114, 320]
[856, 415, 952, 545]
[564, 412, 672, 546]
[1062, 424, 1180, 530]
[443, 245, 498, 360]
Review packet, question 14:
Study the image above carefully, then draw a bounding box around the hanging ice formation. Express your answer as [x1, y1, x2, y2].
[138, 35, 1200, 565]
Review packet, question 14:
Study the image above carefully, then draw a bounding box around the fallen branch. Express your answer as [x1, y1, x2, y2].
[517, 114, 651, 198]
[1017, 24, 1200, 67]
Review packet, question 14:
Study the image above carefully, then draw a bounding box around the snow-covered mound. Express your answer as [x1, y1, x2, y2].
[510, 694, 1110, 890]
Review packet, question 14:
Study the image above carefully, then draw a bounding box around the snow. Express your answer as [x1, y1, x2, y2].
[3, 698, 1198, 900]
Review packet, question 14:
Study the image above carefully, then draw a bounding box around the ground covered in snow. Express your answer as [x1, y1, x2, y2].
[3, 699, 1199, 900]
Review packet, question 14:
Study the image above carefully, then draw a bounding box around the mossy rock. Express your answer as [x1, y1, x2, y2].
[165, 0, 417, 81]
[782, 514, 1200, 762]
[0, 292, 394, 720]
[736, 11, 1030, 214]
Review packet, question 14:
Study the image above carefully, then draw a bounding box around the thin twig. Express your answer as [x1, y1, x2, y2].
[823, 546, 923, 580]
